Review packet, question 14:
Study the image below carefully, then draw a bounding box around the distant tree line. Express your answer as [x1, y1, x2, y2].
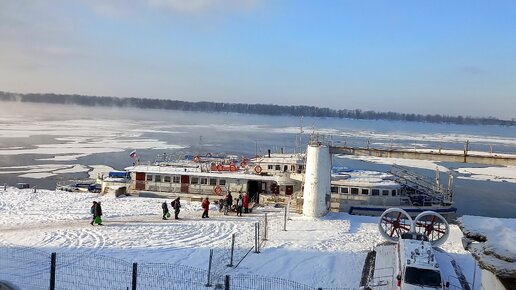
[0, 91, 514, 126]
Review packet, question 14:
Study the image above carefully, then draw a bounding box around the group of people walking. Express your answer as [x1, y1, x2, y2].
[162, 197, 181, 220]
[219, 192, 251, 217]
[88, 192, 254, 225]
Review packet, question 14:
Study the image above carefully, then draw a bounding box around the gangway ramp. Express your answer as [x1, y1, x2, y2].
[368, 245, 395, 290]
[389, 165, 453, 203]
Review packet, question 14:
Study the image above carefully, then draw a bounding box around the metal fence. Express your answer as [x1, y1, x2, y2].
[229, 274, 339, 290]
[0, 210, 356, 290]
[0, 246, 50, 290]
[54, 253, 132, 290]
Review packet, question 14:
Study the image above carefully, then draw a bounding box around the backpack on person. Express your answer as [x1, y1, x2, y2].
[171, 200, 176, 208]
[90, 206, 95, 214]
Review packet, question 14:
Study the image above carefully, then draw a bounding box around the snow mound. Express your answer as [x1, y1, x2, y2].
[459, 215, 516, 278]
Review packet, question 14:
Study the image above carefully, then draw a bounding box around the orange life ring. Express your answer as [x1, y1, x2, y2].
[216, 164, 224, 172]
[254, 165, 262, 174]
[193, 155, 200, 163]
[229, 164, 237, 172]
[213, 185, 223, 195]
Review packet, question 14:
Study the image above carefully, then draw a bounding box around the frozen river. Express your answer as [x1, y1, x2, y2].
[0, 101, 515, 218]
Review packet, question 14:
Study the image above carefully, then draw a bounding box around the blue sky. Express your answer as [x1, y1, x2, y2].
[1, 0, 515, 119]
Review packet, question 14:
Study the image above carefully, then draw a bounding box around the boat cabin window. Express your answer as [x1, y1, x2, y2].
[191, 177, 199, 184]
[291, 165, 296, 171]
[275, 165, 281, 171]
[164, 176, 171, 183]
[155, 175, 161, 182]
[361, 189, 369, 195]
[200, 178, 208, 185]
[284, 165, 288, 172]
[268, 165, 273, 170]
[404, 267, 442, 287]
[147, 175, 153, 181]
[351, 188, 359, 195]
[372, 189, 380, 196]
[219, 179, 226, 186]
[298, 165, 304, 171]
[382, 190, 389, 196]
[173, 176, 180, 183]
[331, 187, 338, 193]
[340, 187, 349, 194]
[209, 178, 217, 186]
[392, 190, 397, 196]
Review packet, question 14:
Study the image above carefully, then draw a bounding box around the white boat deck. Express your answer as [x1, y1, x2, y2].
[370, 244, 396, 290]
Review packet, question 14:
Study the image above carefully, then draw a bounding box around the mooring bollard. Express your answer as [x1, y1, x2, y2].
[3, 183, 6, 191]
[33, 186, 37, 193]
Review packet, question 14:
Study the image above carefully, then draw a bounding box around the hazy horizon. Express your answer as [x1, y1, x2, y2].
[1, 90, 515, 122]
[1, 1, 515, 119]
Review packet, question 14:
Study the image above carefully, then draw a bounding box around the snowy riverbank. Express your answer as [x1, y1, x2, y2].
[0, 188, 482, 289]
[459, 215, 516, 279]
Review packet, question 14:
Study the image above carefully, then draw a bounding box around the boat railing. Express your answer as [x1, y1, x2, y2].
[331, 194, 450, 208]
[389, 165, 453, 203]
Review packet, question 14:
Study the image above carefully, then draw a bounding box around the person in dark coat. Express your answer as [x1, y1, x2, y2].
[201, 197, 210, 218]
[236, 195, 243, 217]
[172, 197, 181, 219]
[162, 201, 169, 220]
[222, 194, 229, 215]
[218, 199, 224, 213]
[226, 191, 233, 212]
[90, 201, 97, 225]
[94, 201, 103, 225]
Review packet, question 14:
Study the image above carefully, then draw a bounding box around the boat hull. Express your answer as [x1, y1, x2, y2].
[346, 205, 457, 221]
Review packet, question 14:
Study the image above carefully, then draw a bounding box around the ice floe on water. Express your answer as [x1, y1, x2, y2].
[336, 155, 516, 184]
[456, 166, 516, 183]
[336, 154, 450, 172]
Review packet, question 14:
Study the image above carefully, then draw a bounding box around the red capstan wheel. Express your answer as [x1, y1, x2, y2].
[254, 165, 262, 174]
[216, 164, 224, 172]
[229, 164, 237, 172]
[378, 208, 414, 243]
[414, 211, 450, 247]
[213, 185, 223, 195]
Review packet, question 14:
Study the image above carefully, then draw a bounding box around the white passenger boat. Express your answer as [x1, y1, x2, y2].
[101, 152, 306, 204]
[98, 151, 456, 219]
[329, 166, 457, 220]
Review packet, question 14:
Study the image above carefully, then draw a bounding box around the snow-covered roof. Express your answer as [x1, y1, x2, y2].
[331, 170, 400, 188]
[251, 153, 305, 165]
[126, 165, 278, 181]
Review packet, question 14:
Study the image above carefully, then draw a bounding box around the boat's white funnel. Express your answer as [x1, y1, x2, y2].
[302, 143, 331, 217]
